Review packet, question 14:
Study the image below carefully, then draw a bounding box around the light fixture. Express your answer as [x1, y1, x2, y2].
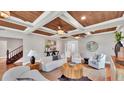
[81, 16, 86, 20]
[57, 26, 65, 35]
[0, 11, 10, 18]
[74, 36, 80, 39]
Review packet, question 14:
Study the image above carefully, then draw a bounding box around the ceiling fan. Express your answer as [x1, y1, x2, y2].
[57, 26, 65, 35]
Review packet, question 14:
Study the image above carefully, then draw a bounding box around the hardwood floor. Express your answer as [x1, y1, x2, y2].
[0, 58, 22, 80]
[0, 58, 111, 81]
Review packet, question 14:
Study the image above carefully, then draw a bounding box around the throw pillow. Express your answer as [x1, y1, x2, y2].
[97, 54, 104, 62]
[52, 55, 59, 61]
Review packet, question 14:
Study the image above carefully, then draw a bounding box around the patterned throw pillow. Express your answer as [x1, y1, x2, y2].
[97, 54, 104, 61]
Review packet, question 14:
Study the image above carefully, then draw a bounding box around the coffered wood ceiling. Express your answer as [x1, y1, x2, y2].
[44, 17, 76, 32]
[33, 30, 54, 36]
[0, 20, 26, 30]
[68, 11, 124, 27]
[10, 11, 43, 23]
[0, 11, 124, 39]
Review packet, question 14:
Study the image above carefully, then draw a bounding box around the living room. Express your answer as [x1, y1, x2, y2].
[0, 11, 124, 81]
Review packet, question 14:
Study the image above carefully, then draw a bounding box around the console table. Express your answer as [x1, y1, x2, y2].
[110, 56, 124, 80]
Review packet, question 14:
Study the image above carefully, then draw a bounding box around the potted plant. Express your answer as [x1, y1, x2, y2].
[114, 31, 124, 57]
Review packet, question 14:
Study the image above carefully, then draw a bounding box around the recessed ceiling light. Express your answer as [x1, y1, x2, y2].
[81, 16, 86, 20]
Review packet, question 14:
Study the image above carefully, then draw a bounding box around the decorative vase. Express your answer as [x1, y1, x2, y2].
[114, 41, 123, 57]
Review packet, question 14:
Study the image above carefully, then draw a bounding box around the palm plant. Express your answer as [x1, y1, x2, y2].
[114, 31, 124, 57]
[115, 31, 124, 42]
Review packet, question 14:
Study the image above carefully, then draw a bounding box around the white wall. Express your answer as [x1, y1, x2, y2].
[0, 37, 23, 58]
[56, 40, 64, 54]
[79, 33, 115, 63]
[0, 30, 67, 64]
[7, 38, 23, 51]
[23, 34, 45, 63]
[0, 41, 7, 58]
[23, 34, 64, 64]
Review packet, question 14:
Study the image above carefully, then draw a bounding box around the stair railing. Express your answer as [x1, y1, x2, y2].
[6, 46, 23, 64]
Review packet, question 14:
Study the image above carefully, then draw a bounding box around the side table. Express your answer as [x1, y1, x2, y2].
[26, 62, 41, 70]
[62, 63, 83, 79]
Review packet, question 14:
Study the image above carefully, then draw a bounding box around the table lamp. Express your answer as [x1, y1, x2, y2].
[28, 50, 37, 64]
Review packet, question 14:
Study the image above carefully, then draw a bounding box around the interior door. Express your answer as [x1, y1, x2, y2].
[65, 40, 78, 57]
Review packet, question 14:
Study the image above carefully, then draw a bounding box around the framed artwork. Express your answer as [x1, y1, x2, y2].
[86, 41, 98, 52]
[45, 40, 56, 52]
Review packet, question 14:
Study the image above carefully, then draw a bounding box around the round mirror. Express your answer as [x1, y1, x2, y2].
[86, 41, 98, 52]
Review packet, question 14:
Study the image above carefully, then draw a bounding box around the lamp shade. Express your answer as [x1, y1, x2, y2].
[27, 50, 37, 57]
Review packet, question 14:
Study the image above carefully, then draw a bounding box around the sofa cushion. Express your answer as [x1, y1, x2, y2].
[42, 56, 52, 63]
[2, 66, 30, 81]
[41, 58, 66, 72]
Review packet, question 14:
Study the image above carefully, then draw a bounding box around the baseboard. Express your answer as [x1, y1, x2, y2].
[0, 57, 6, 59]
[106, 61, 110, 64]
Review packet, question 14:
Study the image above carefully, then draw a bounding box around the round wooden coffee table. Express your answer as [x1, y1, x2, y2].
[62, 63, 83, 79]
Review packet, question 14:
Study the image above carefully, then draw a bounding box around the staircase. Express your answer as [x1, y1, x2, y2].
[6, 46, 23, 64]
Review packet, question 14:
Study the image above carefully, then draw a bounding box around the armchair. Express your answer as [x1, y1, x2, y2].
[88, 54, 106, 69]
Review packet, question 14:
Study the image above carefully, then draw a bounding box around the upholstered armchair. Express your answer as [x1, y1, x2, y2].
[88, 54, 106, 69]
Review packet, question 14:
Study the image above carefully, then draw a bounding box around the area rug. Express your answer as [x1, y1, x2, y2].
[58, 75, 92, 81]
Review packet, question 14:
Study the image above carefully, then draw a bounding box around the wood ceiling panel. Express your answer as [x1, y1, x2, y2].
[10, 11, 43, 22]
[61, 37, 68, 39]
[91, 27, 116, 34]
[44, 17, 76, 32]
[0, 20, 26, 30]
[33, 30, 54, 36]
[68, 11, 124, 27]
[72, 33, 86, 37]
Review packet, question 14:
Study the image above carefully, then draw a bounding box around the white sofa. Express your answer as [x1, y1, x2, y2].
[40, 56, 67, 72]
[88, 54, 106, 69]
[2, 66, 48, 81]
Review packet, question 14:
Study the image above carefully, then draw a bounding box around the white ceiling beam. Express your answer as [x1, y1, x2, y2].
[85, 17, 124, 31]
[0, 16, 33, 27]
[67, 17, 124, 36]
[32, 33, 61, 40]
[0, 26, 24, 33]
[59, 11, 85, 29]
[62, 31, 116, 40]
[92, 30, 115, 36]
[25, 11, 63, 34]
[38, 27, 57, 34]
